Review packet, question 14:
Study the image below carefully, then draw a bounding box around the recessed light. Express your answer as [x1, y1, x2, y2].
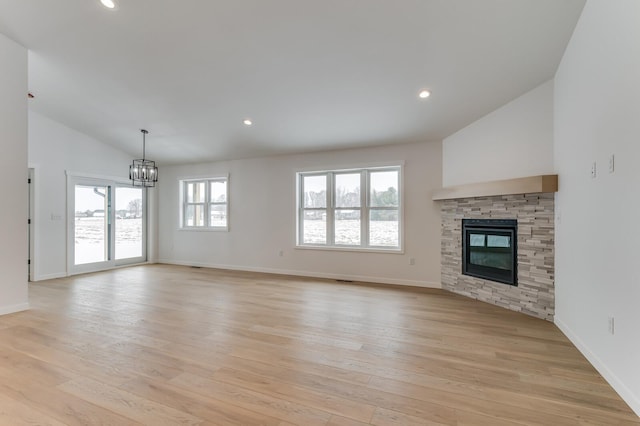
[418, 89, 431, 99]
[100, 0, 116, 9]
[243, 119, 253, 126]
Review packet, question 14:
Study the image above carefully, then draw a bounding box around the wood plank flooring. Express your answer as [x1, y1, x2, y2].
[0, 264, 638, 425]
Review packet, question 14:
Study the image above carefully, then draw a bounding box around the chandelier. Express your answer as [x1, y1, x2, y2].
[129, 129, 158, 187]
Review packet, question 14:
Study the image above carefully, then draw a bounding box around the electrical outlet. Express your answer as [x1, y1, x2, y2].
[591, 161, 597, 179]
[608, 316, 615, 335]
[609, 154, 615, 173]
[409, 258, 415, 266]
[278, 250, 284, 257]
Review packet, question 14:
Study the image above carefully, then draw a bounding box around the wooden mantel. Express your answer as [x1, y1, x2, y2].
[432, 174, 558, 201]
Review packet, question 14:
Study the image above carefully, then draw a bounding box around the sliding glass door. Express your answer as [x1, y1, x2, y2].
[74, 184, 110, 265]
[115, 186, 144, 260]
[68, 176, 146, 274]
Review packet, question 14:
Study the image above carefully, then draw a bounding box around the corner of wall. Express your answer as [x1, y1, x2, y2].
[0, 33, 29, 315]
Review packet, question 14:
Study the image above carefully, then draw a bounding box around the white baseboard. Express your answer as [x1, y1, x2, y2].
[0, 303, 29, 316]
[156, 259, 441, 289]
[555, 317, 640, 417]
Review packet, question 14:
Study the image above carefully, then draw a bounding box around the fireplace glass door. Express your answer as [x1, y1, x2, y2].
[462, 219, 517, 286]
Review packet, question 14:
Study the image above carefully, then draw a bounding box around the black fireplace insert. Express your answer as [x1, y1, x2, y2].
[462, 219, 517, 286]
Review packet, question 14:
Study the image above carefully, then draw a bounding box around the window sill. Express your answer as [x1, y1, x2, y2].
[295, 245, 403, 254]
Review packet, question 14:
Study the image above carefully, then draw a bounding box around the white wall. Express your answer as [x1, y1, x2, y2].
[0, 34, 28, 315]
[443, 80, 554, 186]
[28, 111, 139, 280]
[158, 141, 442, 287]
[554, 0, 640, 416]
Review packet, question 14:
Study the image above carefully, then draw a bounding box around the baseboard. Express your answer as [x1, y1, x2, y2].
[555, 317, 640, 417]
[156, 259, 441, 289]
[0, 302, 30, 316]
[32, 272, 67, 281]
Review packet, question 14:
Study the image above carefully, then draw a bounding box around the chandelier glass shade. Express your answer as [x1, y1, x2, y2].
[129, 129, 158, 187]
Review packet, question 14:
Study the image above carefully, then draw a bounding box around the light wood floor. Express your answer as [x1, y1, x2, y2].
[0, 265, 638, 425]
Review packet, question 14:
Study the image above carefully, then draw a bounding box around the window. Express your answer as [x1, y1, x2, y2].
[297, 166, 401, 250]
[180, 177, 228, 230]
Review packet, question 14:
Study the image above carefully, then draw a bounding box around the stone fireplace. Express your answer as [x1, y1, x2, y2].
[434, 176, 556, 321]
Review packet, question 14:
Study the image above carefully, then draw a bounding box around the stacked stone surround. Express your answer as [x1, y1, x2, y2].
[441, 193, 555, 321]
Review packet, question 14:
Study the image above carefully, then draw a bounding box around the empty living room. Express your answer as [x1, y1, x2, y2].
[0, 0, 639, 424]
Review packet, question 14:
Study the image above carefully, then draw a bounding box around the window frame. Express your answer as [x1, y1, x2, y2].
[296, 165, 403, 253]
[179, 176, 229, 231]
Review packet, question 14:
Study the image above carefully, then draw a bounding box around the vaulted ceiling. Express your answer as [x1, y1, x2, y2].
[0, 0, 585, 164]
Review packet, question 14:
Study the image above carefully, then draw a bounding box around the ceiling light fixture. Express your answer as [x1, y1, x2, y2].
[100, 0, 116, 9]
[243, 119, 253, 126]
[418, 89, 431, 99]
[129, 129, 158, 187]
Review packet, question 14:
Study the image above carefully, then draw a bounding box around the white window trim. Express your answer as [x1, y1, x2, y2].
[296, 165, 404, 253]
[179, 175, 229, 231]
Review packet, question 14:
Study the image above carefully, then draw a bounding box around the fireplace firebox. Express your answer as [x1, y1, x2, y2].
[462, 219, 517, 286]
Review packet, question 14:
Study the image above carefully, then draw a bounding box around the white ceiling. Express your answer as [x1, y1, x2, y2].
[0, 0, 585, 165]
